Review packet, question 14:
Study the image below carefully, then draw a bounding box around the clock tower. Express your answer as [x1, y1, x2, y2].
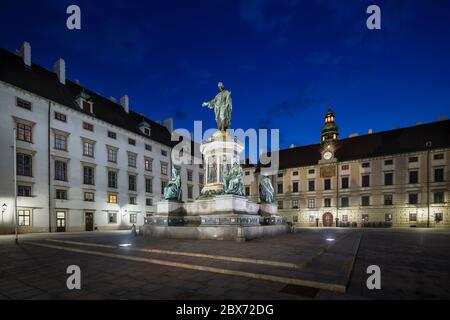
[320, 107, 339, 162]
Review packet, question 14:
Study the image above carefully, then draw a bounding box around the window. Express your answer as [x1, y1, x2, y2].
[277, 183, 283, 194]
[18, 185, 31, 197]
[308, 180, 315, 191]
[293, 215, 298, 223]
[82, 122, 94, 131]
[292, 182, 299, 193]
[341, 165, 349, 171]
[361, 175, 370, 187]
[128, 138, 136, 146]
[434, 192, 444, 204]
[292, 200, 299, 209]
[55, 189, 67, 200]
[54, 112, 67, 122]
[161, 181, 167, 195]
[277, 172, 283, 178]
[187, 170, 193, 182]
[108, 212, 117, 223]
[409, 156, 418, 163]
[54, 160, 67, 181]
[16, 123, 32, 142]
[108, 193, 117, 204]
[342, 214, 349, 222]
[245, 186, 250, 196]
[128, 153, 137, 168]
[83, 141, 94, 157]
[108, 131, 117, 139]
[435, 213, 443, 223]
[341, 177, 349, 189]
[145, 178, 153, 193]
[434, 168, 444, 182]
[409, 213, 417, 222]
[324, 179, 331, 190]
[384, 159, 393, 165]
[82, 101, 92, 113]
[308, 169, 315, 174]
[83, 166, 95, 185]
[384, 172, 393, 186]
[84, 192, 95, 202]
[362, 162, 370, 168]
[54, 134, 67, 151]
[293, 171, 299, 176]
[384, 194, 393, 205]
[129, 196, 137, 205]
[144, 158, 153, 171]
[433, 153, 444, 160]
[161, 162, 168, 175]
[341, 197, 349, 207]
[324, 198, 331, 207]
[18, 209, 31, 226]
[107, 148, 117, 163]
[145, 144, 152, 152]
[409, 193, 418, 205]
[409, 170, 418, 184]
[146, 198, 153, 206]
[130, 213, 137, 224]
[277, 201, 283, 209]
[108, 171, 118, 188]
[385, 213, 392, 222]
[308, 198, 315, 209]
[309, 215, 316, 222]
[188, 185, 193, 199]
[161, 149, 167, 157]
[16, 97, 32, 110]
[244, 171, 250, 176]
[17, 153, 32, 176]
[361, 196, 370, 206]
[362, 214, 369, 222]
[128, 175, 136, 191]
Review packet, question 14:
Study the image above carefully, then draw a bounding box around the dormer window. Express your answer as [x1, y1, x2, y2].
[139, 120, 151, 137]
[76, 90, 93, 114]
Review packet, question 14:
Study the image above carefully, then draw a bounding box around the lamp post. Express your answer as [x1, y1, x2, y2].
[1, 203, 6, 226]
[426, 141, 432, 228]
[13, 127, 18, 244]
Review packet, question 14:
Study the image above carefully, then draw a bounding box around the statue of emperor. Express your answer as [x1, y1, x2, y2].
[202, 82, 232, 131]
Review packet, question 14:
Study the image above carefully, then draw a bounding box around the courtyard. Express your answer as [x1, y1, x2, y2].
[0, 228, 449, 300]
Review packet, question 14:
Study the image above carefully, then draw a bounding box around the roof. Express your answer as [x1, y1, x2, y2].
[264, 120, 450, 170]
[0, 48, 175, 147]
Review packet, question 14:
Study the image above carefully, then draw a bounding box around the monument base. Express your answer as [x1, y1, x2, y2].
[141, 224, 290, 242]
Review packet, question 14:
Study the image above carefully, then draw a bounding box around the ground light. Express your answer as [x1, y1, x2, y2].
[118, 243, 132, 247]
[325, 238, 335, 242]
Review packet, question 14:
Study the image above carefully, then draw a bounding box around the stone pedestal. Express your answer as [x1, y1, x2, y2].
[259, 203, 278, 216]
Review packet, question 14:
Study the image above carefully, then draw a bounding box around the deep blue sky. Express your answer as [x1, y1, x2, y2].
[1, 0, 449, 148]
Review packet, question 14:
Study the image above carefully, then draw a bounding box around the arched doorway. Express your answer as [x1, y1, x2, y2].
[322, 212, 333, 227]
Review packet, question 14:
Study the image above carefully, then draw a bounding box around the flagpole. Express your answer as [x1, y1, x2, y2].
[13, 127, 18, 244]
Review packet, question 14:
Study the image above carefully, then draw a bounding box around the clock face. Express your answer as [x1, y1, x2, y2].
[323, 151, 333, 160]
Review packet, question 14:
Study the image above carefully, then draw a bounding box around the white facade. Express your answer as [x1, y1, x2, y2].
[0, 60, 203, 234]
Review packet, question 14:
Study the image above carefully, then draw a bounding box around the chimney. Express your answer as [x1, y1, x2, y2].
[368, 128, 373, 134]
[109, 96, 117, 103]
[19, 42, 31, 67]
[120, 95, 129, 113]
[349, 133, 359, 138]
[53, 58, 66, 84]
[164, 117, 174, 133]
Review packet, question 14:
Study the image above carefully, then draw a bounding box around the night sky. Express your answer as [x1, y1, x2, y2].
[1, 0, 449, 149]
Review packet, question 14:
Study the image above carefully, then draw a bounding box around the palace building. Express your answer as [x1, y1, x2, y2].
[244, 109, 450, 228]
[0, 42, 204, 234]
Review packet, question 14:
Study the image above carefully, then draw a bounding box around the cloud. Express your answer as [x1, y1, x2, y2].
[180, 61, 211, 80]
[258, 85, 323, 128]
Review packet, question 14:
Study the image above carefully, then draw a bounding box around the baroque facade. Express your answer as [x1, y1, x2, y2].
[244, 109, 450, 228]
[0, 43, 204, 234]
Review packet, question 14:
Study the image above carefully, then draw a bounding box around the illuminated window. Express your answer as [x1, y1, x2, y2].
[18, 209, 31, 226]
[108, 194, 117, 204]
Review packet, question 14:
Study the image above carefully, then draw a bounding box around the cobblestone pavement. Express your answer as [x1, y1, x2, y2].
[0, 228, 449, 299]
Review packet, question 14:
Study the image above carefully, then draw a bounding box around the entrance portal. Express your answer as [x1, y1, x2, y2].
[56, 211, 66, 232]
[85, 212, 94, 231]
[322, 212, 333, 227]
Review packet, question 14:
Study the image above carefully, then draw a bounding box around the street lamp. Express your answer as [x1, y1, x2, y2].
[1, 203, 6, 213]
